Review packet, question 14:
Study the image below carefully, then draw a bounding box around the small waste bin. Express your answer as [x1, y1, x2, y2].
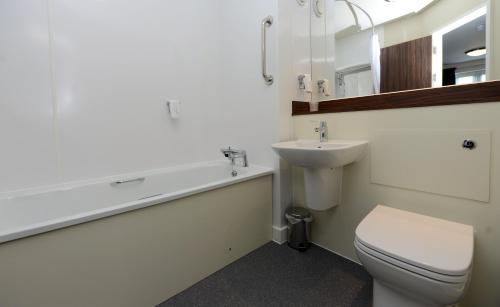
[285, 207, 313, 251]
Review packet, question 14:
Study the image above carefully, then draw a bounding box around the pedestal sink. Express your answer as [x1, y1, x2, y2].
[272, 139, 368, 211]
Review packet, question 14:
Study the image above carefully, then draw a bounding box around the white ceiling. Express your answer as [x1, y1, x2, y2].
[443, 14, 486, 64]
[333, 0, 436, 33]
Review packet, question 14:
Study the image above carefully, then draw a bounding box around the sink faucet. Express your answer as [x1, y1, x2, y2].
[317, 121, 328, 142]
[221, 147, 248, 176]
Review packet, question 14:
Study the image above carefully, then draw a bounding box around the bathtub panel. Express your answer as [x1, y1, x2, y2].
[0, 176, 272, 307]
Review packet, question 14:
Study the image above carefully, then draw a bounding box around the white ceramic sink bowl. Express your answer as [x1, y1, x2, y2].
[272, 139, 368, 211]
[272, 139, 368, 168]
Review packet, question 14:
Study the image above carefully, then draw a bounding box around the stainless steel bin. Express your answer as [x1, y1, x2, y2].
[285, 207, 313, 251]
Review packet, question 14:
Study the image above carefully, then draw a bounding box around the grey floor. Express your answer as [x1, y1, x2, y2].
[158, 242, 372, 307]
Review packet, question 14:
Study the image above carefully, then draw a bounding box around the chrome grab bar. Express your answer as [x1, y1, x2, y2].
[110, 177, 145, 186]
[261, 15, 274, 85]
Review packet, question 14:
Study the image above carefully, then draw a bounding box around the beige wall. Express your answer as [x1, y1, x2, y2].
[292, 103, 500, 307]
[0, 176, 272, 307]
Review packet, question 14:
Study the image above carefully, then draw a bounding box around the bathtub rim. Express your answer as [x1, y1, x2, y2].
[0, 161, 273, 244]
[0, 160, 270, 199]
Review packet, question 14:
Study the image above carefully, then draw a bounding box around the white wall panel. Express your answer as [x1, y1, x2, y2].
[0, 0, 59, 192]
[0, 0, 282, 190]
[50, 0, 225, 181]
[217, 0, 278, 167]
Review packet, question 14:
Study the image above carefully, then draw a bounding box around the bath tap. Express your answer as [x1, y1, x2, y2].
[221, 147, 248, 166]
[221, 147, 248, 176]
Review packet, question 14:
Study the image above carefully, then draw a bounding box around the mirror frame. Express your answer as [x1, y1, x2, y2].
[292, 80, 500, 115]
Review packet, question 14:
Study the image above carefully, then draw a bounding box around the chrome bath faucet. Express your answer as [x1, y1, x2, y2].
[221, 147, 249, 176]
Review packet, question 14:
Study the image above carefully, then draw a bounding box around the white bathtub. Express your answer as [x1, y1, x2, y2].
[0, 160, 273, 244]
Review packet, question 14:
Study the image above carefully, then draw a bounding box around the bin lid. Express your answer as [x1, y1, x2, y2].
[285, 207, 311, 219]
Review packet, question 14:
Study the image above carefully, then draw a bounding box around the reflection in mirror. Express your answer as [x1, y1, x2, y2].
[318, 0, 491, 100]
[334, 0, 380, 98]
[434, 7, 487, 87]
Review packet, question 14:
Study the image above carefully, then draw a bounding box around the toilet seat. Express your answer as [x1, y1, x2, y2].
[355, 205, 474, 277]
[354, 237, 469, 284]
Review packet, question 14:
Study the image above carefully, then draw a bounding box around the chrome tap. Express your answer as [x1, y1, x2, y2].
[221, 147, 248, 176]
[318, 121, 328, 142]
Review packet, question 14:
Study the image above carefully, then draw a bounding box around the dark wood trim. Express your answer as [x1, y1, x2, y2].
[292, 81, 500, 116]
[380, 36, 433, 93]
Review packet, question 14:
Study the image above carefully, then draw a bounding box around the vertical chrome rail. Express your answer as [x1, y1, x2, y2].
[261, 15, 274, 85]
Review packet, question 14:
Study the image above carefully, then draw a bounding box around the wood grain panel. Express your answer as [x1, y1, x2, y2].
[380, 36, 432, 93]
[292, 80, 500, 115]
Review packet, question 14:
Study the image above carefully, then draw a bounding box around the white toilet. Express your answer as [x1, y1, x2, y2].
[354, 205, 474, 307]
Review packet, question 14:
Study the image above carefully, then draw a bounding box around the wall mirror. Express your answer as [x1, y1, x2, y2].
[310, 0, 492, 102]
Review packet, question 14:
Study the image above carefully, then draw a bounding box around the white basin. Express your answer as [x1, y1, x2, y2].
[272, 139, 368, 168]
[272, 139, 368, 211]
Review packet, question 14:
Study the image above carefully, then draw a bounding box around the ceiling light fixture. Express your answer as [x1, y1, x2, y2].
[465, 47, 487, 57]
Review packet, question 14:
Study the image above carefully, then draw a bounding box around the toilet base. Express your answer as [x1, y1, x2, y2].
[374, 280, 440, 307]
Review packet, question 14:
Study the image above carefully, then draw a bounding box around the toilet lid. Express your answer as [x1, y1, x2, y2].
[355, 205, 474, 276]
